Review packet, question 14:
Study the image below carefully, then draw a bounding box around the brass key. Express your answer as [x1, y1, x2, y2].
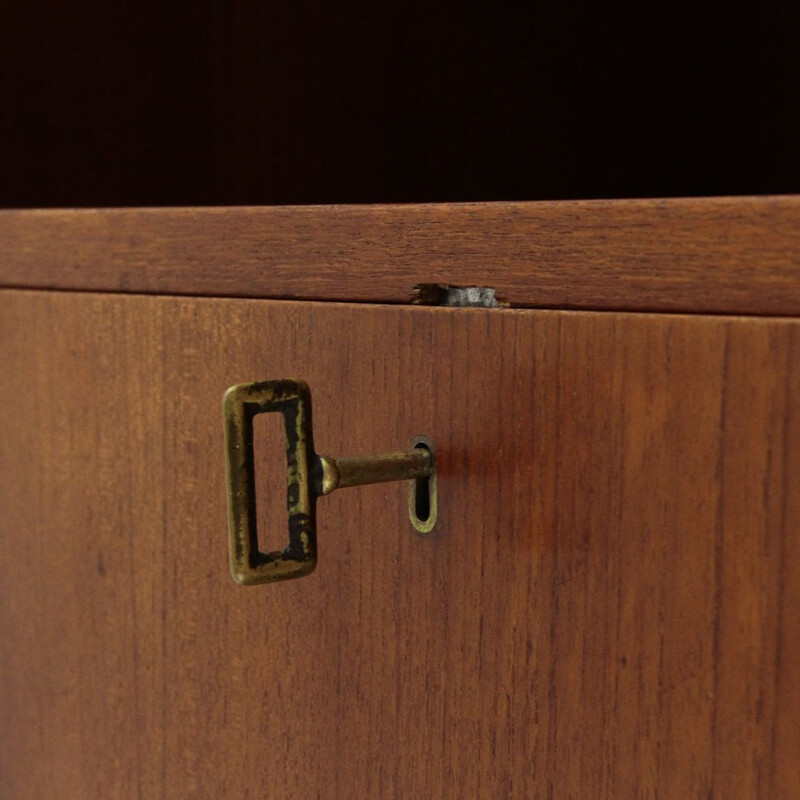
[223, 379, 436, 585]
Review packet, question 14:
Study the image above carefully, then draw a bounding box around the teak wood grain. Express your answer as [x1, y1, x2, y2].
[2, 196, 800, 316]
[1, 290, 798, 798]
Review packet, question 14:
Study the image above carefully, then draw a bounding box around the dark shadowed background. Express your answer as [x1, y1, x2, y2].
[1, 1, 799, 207]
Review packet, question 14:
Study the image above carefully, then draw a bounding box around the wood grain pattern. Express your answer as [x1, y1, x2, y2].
[2, 196, 800, 315]
[1, 291, 798, 798]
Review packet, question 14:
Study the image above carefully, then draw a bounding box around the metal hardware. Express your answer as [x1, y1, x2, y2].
[412, 283, 507, 308]
[408, 435, 437, 533]
[223, 379, 435, 586]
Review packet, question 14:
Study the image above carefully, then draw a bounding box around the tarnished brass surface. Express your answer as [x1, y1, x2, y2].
[224, 380, 317, 585]
[316, 449, 431, 496]
[409, 436, 437, 534]
[224, 379, 435, 586]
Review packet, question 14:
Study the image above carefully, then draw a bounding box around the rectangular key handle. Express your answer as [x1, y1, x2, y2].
[223, 380, 318, 585]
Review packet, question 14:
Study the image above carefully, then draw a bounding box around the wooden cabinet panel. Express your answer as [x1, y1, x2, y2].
[3, 198, 800, 316]
[1, 290, 798, 797]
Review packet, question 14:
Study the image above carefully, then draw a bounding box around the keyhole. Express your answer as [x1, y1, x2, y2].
[409, 436, 437, 533]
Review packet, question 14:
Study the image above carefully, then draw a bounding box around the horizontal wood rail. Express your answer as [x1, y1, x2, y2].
[2, 196, 799, 315]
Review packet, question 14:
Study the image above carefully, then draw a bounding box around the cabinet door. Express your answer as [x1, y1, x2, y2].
[1, 290, 798, 798]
